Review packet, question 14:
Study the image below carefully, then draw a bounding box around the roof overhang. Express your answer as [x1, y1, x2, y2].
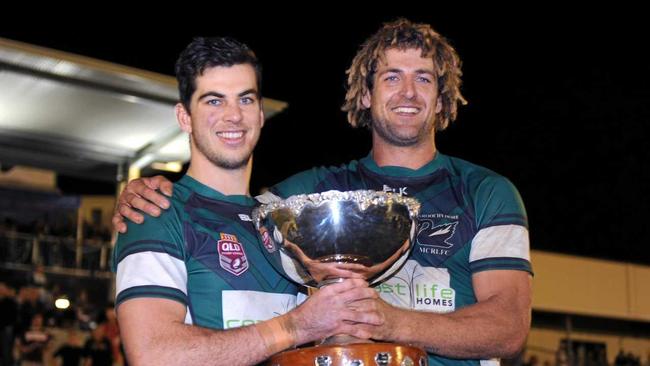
[0, 37, 287, 182]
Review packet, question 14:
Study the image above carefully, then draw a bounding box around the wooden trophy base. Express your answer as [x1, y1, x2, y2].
[267, 342, 427, 366]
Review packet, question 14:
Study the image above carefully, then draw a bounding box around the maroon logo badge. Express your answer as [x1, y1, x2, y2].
[217, 233, 248, 276]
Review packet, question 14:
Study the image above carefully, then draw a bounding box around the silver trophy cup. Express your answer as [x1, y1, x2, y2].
[252, 190, 420, 287]
[252, 190, 428, 366]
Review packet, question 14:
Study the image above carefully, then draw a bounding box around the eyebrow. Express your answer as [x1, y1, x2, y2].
[238, 89, 258, 97]
[197, 89, 259, 100]
[379, 68, 436, 76]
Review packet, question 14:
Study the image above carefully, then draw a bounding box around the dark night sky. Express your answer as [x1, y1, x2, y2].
[2, 9, 649, 264]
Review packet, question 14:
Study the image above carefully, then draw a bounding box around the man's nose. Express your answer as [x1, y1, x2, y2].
[223, 103, 243, 123]
[399, 79, 416, 99]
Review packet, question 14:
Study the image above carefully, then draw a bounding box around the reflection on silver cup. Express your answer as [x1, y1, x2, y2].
[252, 190, 420, 287]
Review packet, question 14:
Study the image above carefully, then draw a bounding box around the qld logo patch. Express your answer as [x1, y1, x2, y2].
[217, 233, 249, 276]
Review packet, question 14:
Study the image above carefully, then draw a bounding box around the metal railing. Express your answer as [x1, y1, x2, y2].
[0, 231, 112, 273]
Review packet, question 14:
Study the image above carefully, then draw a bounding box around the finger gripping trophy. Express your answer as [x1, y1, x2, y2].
[253, 190, 427, 366]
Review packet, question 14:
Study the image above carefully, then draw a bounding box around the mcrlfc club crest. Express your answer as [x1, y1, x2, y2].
[416, 220, 458, 249]
[217, 233, 249, 276]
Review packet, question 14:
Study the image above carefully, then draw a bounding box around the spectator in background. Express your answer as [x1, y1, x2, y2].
[53, 328, 84, 366]
[83, 326, 112, 366]
[31, 265, 47, 288]
[17, 287, 47, 335]
[97, 303, 122, 366]
[0, 282, 18, 365]
[15, 313, 50, 366]
[74, 290, 94, 330]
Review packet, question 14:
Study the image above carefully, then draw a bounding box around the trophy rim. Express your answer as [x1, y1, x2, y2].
[252, 189, 420, 227]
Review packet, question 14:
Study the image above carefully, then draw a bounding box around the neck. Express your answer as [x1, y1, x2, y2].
[371, 133, 437, 170]
[187, 153, 251, 196]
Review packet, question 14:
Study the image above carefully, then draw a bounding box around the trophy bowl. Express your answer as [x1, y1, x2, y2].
[252, 190, 421, 288]
[253, 190, 428, 366]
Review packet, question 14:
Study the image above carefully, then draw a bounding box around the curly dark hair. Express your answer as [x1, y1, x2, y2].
[175, 37, 261, 113]
[342, 19, 467, 131]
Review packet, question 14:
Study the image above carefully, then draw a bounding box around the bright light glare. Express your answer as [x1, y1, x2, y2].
[55, 298, 70, 310]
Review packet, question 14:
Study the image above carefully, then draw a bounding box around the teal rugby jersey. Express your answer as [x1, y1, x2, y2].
[113, 175, 299, 330]
[271, 152, 532, 366]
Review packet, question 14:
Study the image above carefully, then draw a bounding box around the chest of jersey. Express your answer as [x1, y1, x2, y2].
[311, 166, 480, 311]
[182, 195, 298, 329]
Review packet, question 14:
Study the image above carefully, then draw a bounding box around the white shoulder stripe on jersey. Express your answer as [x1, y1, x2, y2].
[480, 359, 500, 366]
[470, 224, 530, 263]
[116, 251, 188, 297]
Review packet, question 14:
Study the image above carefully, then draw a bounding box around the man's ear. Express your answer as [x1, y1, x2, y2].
[176, 103, 192, 133]
[361, 89, 371, 109]
[435, 96, 442, 114]
[259, 105, 265, 128]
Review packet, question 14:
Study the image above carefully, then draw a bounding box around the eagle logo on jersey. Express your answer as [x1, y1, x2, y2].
[217, 233, 249, 276]
[416, 220, 458, 249]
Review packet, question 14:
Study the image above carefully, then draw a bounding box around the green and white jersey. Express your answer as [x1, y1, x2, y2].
[272, 152, 532, 366]
[113, 175, 299, 330]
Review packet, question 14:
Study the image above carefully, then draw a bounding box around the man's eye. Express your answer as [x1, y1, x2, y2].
[240, 97, 255, 105]
[417, 76, 432, 83]
[207, 99, 222, 106]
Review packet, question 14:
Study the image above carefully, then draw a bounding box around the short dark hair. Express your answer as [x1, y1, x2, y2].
[175, 37, 262, 113]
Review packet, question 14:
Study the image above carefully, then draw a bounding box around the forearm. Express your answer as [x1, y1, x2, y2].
[118, 279, 381, 365]
[123, 315, 292, 366]
[389, 294, 530, 359]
